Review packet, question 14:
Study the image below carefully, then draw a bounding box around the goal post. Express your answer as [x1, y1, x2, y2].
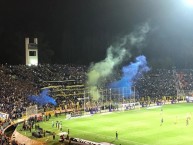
[26, 105, 38, 117]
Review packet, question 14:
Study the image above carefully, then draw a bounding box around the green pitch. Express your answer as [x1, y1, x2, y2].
[17, 103, 193, 145]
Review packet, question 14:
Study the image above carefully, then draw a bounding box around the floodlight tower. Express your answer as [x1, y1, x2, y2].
[25, 38, 38, 66]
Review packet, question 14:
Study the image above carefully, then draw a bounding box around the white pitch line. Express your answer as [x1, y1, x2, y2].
[64, 111, 150, 145]
[69, 127, 149, 145]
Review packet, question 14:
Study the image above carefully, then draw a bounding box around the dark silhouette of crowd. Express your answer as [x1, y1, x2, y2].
[1, 64, 193, 121]
[0, 64, 87, 120]
[176, 69, 193, 90]
[1, 64, 193, 144]
[136, 69, 177, 98]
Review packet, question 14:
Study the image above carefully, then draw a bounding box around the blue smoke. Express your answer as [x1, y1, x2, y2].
[109, 55, 150, 97]
[28, 89, 57, 106]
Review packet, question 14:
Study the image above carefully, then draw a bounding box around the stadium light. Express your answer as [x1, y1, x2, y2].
[184, 0, 193, 7]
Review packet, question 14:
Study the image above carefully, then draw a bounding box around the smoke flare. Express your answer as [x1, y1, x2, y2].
[109, 55, 150, 97]
[28, 89, 57, 106]
[87, 22, 150, 100]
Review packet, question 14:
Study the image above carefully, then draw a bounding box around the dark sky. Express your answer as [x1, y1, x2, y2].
[1, 0, 193, 68]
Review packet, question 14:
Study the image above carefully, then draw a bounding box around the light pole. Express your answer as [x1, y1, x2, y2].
[83, 90, 86, 114]
[134, 86, 136, 103]
[101, 89, 104, 111]
[110, 88, 111, 111]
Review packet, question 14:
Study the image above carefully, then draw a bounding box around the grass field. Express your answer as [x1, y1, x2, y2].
[17, 103, 193, 145]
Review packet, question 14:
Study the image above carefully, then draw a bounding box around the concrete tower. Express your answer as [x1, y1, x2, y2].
[25, 38, 38, 66]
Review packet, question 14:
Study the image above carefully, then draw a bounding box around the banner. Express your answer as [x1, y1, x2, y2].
[186, 96, 193, 102]
[0, 112, 9, 120]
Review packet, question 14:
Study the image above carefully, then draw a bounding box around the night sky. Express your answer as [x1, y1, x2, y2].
[1, 0, 193, 68]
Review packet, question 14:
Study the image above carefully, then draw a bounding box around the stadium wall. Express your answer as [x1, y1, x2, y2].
[11, 130, 44, 145]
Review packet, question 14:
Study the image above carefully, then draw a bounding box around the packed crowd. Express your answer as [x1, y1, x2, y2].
[176, 69, 193, 90]
[0, 118, 13, 145]
[1, 64, 193, 144]
[136, 69, 177, 98]
[0, 64, 87, 120]
[1, 64, 193, 120]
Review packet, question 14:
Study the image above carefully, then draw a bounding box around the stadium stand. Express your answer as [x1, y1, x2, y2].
[1, 64, 193, 144]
